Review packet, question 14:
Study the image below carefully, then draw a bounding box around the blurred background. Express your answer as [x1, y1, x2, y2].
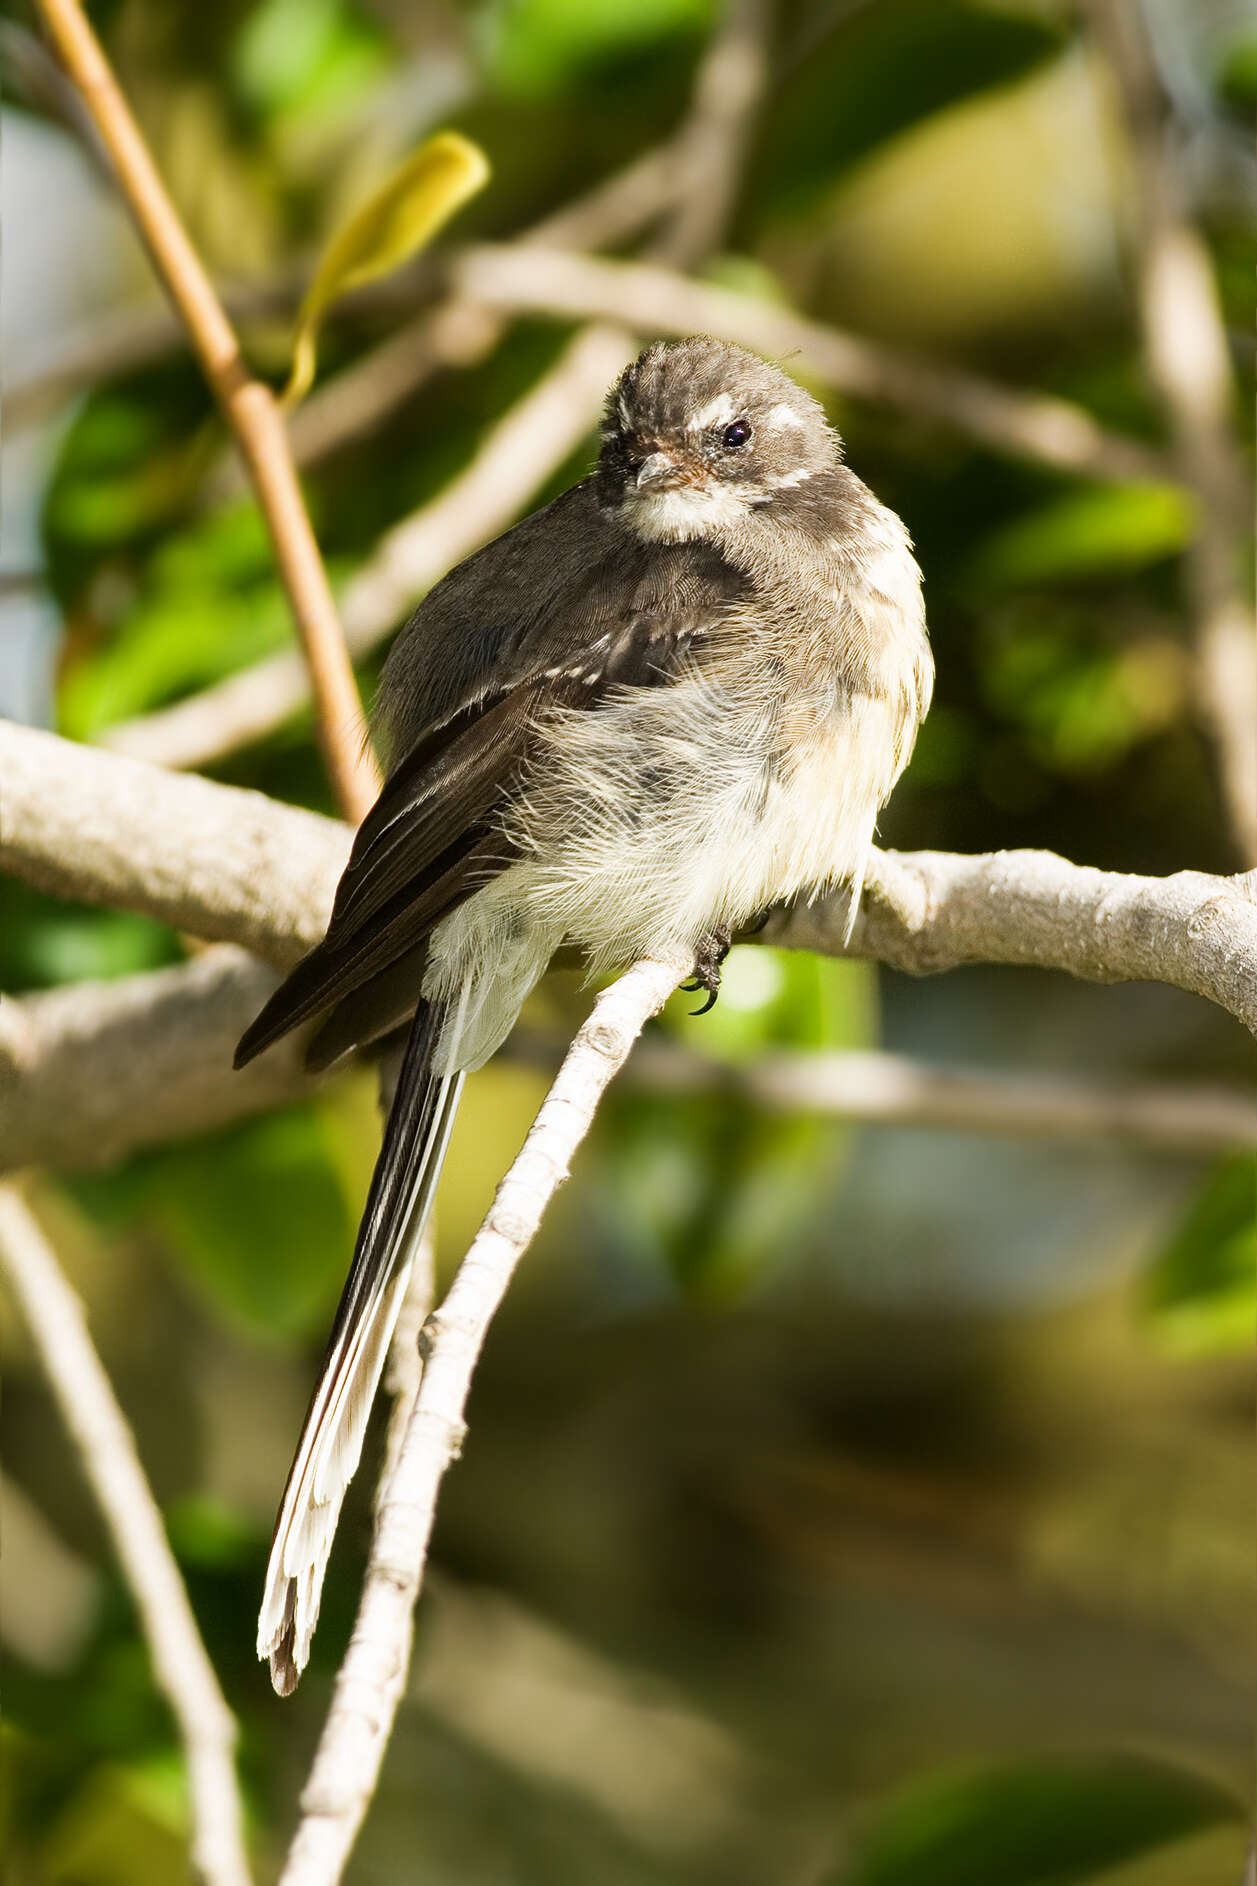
[2, 1, 1254, 1881]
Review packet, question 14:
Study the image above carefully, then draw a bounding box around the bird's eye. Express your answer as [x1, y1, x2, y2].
[722, 420, 751, 449]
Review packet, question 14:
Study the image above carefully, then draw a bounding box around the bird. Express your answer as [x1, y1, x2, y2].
[235, 335, 934, 1692]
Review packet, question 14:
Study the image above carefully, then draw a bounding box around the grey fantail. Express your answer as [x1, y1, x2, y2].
[235, 335, 933, 1692]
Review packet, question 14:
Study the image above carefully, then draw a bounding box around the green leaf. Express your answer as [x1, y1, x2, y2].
[835, 1755, 1239, 1886]
[1216, 30, 1257, 115]
[233, 0, 385, 118]
[1140, 1158, 1256, 1358]
[284, 131, 490, 406]
[753, 0, 1062, 218]
[973, 484, 1196, 590]
[483, 0, 712, 98]
[0, 881, 180, 993]
[57, 505, 301, 739]
[72, 1088, 379, 1344]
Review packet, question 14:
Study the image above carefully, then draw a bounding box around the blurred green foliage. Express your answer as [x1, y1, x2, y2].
[4, 0, 1254, 1880]
[837, 1755, 1240, 1886]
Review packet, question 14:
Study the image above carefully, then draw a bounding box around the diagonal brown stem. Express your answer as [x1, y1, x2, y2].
[35, 0, 379, 822]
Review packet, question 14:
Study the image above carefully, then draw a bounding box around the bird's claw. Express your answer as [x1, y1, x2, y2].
[684, 929, 731, 1015]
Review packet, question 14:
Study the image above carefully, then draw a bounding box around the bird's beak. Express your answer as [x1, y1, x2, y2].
[635, 451, 700, 492]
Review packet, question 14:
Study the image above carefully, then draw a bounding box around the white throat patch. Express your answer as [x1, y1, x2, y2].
[621, 481, 761, 543]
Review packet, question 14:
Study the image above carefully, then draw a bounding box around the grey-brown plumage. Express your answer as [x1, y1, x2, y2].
[236, 336, 933, 1691]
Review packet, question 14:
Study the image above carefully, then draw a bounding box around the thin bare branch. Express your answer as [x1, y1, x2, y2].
[614, 1034, 1256, 1153]
[452, 244, 1174, 485]
[35, 0, 378, 821]
[1091, 0, 1257, 862]
[101, 325, 633, 772]
[276, 954, 688, 1886]
[0, 1183, 251, 1886]
[650, 0, 771, 267]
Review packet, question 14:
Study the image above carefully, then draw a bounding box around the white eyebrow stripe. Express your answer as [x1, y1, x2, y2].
[688, 391, 736, 430]
[766, 465, 815, 488]
[766, 402, 806, 428]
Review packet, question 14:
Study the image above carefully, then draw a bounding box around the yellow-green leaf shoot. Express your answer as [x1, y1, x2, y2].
[283, 130, 490, 407]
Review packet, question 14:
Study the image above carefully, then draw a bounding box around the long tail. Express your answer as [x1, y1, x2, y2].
[258, 994, 465, 1694]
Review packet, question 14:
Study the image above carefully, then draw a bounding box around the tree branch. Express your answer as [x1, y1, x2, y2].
[451, 244, 1173, 485]
[0, 948, 311, 1173]
[1091, 0, 1257, 862]
[581, 1033, 1257, 1155]
[648, 0, 770, 266]
[4, 720, 1256, 1037]
[3, 723, 1254, 1174]
[0, 1182, 252, 1886]
[772, 847, 1257, 1037]
[275, 955, 687, 1886]
[4, 950, 1251, 1178]
[0, 720, 346, 967]
[35, 0, 378, 821]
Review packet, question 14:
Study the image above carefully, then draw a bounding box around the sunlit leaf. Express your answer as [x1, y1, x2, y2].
[973, 483, 1196, 589]
[484, 0, 711, 97]
[233, 0, 386, 119]
[833, 1755, 1239, 1886]
[283, 131, 490, 406]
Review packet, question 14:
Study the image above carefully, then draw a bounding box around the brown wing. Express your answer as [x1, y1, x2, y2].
[235, 531, 747, 1072]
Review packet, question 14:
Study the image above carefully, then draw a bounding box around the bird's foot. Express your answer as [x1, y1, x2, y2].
[682, 928, 732, 1015]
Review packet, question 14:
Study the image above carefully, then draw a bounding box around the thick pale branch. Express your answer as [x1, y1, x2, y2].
[0, 719, 346, 966]
[0, 949, 307, 1172]
[4, 721, 1256, 1038]
[7, 954, 1250, 1175]
[772, 848, 1257, 1036]
[6, 953, 1252, 1176]
[0, 1183, 251, 1886]
[276, 955, 687, 1886]
[452, 244, 1172, 486]
[3, 725, 1254, 1174]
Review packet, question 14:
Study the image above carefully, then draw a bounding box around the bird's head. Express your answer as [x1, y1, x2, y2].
[595, 337, 837, 542]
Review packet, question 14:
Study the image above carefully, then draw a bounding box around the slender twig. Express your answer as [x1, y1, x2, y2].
[451, 244, 1173, 485]
[1091, 0, 1257, 862]
[100, 326, 633, 772]
[35, 0, 378, 821]
[650, 0, 770, 266]
[0, 1183, 252, 1886]
[276, 954, 687, 1886]
[560, 1034, 1257, 1154]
